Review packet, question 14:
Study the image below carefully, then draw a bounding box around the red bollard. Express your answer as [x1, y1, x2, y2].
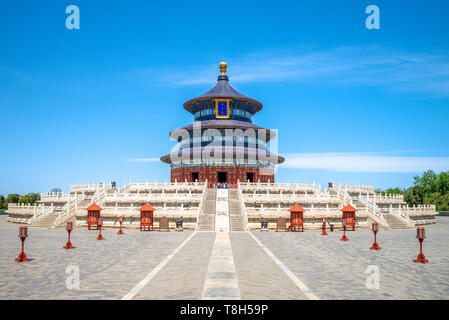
[97, 217, 105, 240]
[414, 227, 429, 263]
[63, 221, 76, 249]
[370, 222, 381, 250]
[15, 226, 30, 262]
[340, 219, 349, 241]
[321, 217, 328, 236]
[117, 216, 124, 235]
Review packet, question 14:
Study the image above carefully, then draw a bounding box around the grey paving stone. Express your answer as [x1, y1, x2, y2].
[134, 232, 215, 300]
[2, 215, 448, 300]
[0, 216, 191, 299]
[253, 216, 449, 300]
[230, 232, 308, 300]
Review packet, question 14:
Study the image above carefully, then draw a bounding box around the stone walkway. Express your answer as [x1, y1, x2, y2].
[253, 218, 449, 299]
[202, 232, 240, 299]
[1, 215, 448, 299]
[133, 232, 215, 300]
[230, 232, 309, 300]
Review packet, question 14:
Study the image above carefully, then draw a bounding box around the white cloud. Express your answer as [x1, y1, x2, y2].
[129, 46, 449, 97]
[281, 153, 449, 173]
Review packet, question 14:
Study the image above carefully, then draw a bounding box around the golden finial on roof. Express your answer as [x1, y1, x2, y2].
[219, 62, 227, 75]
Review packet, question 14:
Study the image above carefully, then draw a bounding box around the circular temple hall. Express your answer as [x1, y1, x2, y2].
[160, 62, 285, 185]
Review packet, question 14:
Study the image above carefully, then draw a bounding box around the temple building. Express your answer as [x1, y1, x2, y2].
[5, 62, 438, 231]
[160, 62, 284, 185]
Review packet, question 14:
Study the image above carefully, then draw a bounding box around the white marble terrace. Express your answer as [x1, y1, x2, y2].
[7, 180, 438, 230]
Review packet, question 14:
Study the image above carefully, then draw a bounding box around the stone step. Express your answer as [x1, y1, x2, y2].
[31, 213, 59, 228]
[228, 190, 246, 232]
[384, 214, 410, 229]
[197, 189, 216, 231]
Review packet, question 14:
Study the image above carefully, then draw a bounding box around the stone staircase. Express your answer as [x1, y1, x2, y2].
[31, 212, 60, 228]
[228, 189, 246, 231]
[384, 214, 412, 229]
[330, 186, 391, 229]
[197, 188, 216, 231]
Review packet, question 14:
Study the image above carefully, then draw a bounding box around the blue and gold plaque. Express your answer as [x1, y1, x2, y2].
[214, 99, 231, 119]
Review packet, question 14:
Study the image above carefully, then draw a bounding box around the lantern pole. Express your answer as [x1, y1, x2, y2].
[340, 220, 349, 241]
[414, 227, 429, 263]
[63, 221, 76, 249]
[117, 216, 124, 235]
[321, 217, 328, 236]
[369, 222, 381, 250]
[97, 218, 105, 240]
[15, 226, 30, 262]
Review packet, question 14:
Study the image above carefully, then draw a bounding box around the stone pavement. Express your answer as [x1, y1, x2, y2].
[0, 215, 191, 299]
[202, 232, 240, 299]
[133, 232, 215, 300]
[1, 215, 449, 299]
[230, 232, 309, 300]
[253, 217, 449, 299]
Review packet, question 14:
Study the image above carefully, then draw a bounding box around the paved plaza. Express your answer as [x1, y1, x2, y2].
[0, 215, 448, 300]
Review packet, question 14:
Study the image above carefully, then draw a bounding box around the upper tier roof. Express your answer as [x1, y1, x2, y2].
[341, 204, 358, 212]
[86, 203, 103, 211]
[139, 203, 156, 212]
[183, 62, 263, 114]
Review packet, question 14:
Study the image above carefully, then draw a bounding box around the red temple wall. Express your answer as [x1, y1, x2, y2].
[171, 166, 274, 184]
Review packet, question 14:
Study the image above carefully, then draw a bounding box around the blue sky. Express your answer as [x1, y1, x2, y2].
[1, 0, 449, 195]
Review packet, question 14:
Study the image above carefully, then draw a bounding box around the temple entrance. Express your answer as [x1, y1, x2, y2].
[218, 172, 227, 183]
[192, 172, 199, 182]
[246, 172, 254, 182]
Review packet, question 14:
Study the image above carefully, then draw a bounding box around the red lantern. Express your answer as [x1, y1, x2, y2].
[370, 222, 381, 250]
[340, 219, 349, 241]
[417, 227, 425, 239]
[117, 216, 124, 235]
[63, 221, 76, 249]
[15, 226, 30, 262]
[414, 227, 428, 263]
[96, 218, 105, 240]
[19, 226, 28, 237]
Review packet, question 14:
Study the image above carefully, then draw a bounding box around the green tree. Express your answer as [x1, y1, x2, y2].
[407, 170, 449, 210]
[0, 195, 6, 210]
[424, 192, 449, 211]
[375, 187, 403, 196]
[6, 194, 20, 204]
[19, 193, 40, 205]
[413, 170, 438, 195]
[435, 171, 449, 195]
[404, 186, 424, 207]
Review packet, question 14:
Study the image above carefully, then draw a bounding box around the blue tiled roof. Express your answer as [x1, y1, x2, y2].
[183, 75, 263, 114]
[196, 76, 249, 99]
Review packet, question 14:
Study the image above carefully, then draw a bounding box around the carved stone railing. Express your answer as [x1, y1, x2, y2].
[53, 193, 87, 226]
[123, 181, 204, 192]
[240, 182, 320, 193]
[237, 180, 248, 231]
[103, 192, 202, 203]
[196, 180, 208, 229]
[70, 182, 113, 193]
[242, 193, 339, 203]
[333, 184, 389, 228]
